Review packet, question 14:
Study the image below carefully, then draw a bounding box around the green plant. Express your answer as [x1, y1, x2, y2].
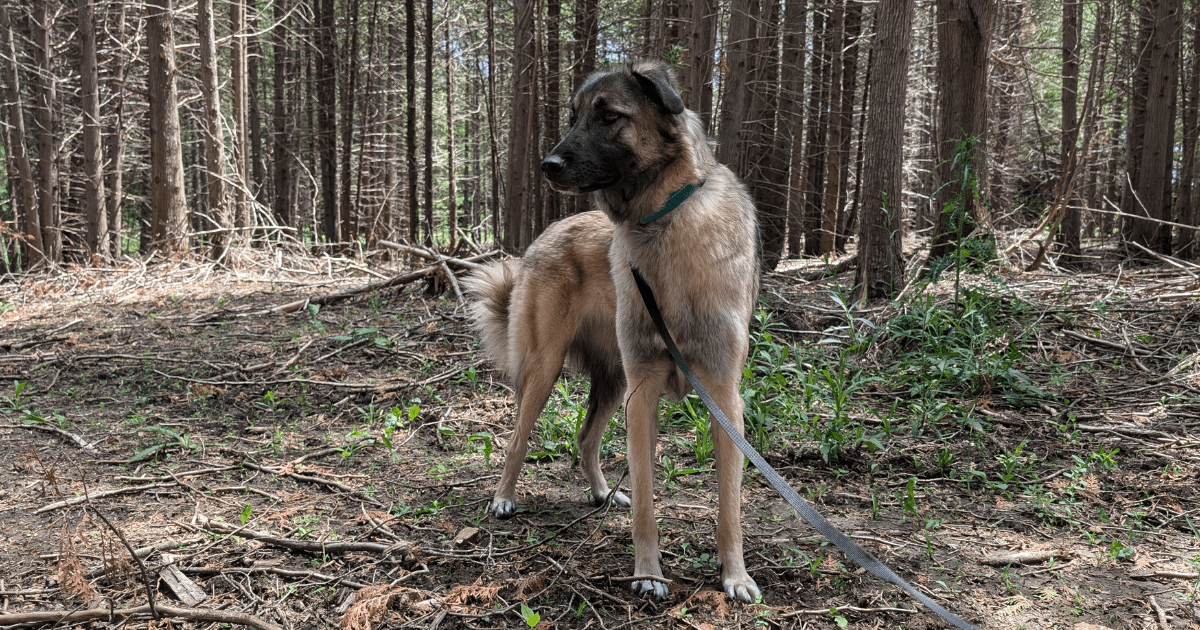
[518, 603, 540, 628]
[128, 426, 199, 463]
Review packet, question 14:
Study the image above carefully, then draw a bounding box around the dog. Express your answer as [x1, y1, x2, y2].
[464, 59, 761, 603]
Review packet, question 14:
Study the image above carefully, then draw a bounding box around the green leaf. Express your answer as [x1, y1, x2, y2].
[127, 443, 168, 463]
[240, 504, 253, 524]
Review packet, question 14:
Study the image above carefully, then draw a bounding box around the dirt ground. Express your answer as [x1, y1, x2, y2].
[1, 247, 1199, 630]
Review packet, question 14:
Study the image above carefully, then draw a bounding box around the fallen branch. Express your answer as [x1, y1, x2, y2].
[35, 482, 177, 514]
[0, 604, 282, 630]
[1061, 329, 1152, 356]
[181, 565, 372, 590]
[1076, 424, 1180, 441]
[195, 514, 415, 560]
[980, 548, 1070, 566]
[240, 461, 383, 506]
[272, 250, 499, 313]
[8, 422, 97, 452]
[377, 241, 486, 270]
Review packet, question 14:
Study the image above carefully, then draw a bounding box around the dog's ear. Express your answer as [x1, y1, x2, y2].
[632, 63, 685, 115]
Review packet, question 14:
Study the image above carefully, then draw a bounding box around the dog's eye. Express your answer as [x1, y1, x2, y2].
[601, 112, 621, 125]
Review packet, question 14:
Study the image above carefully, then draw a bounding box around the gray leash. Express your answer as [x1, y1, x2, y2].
[631, 266, 979, 630]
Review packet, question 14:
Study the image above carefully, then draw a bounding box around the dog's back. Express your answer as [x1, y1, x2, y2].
[464, 210, 620, 387]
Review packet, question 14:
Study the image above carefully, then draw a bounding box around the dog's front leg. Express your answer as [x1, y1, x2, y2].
[625, 372, 667, 597]
[706, 378, 761, 603]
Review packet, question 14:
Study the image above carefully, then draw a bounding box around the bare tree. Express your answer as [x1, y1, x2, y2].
[146, 0, 190, 255]
[272, 0, 294, 227]
[854, 0, 914, 301]
[231, 0, 251, 232]
[104, 3, 128, 258]
[423, 0, 435, 245]
[504, 0, 536, 251]
[926, 0, 997, 265]
[407, 0, 419, 242]
[0, 4, 41, 267]
[32, 0, 60, 262]
[1060, 0, 1082, 261]
[198, 0, 231, 261]
[316, 0, 338, 245]
[79, 0, 107, 260]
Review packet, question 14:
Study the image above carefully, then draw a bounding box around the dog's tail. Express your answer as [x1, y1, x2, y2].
[462, 260, 519, 376]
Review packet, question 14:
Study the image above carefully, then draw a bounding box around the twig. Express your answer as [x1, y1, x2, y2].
[240, 461, 383, 506]
[82, 488, 159, 620]
[1126, 240, 1199, 279]
[195, 514, 414, 559]
[607, 575, 673, 585]
[980, 548, 1070, 566]
[0, 604, 282, 630]
[775, 605, 919, 620]
[181, 565, 371, 590]
[7, 423, 97, 452]
[35, 482, 176, 514]
[1149, 595, 1169, 630]
[1076, 424, 1180, 440]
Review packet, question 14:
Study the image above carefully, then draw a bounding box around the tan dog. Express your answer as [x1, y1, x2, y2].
[464, 59, 760, 602]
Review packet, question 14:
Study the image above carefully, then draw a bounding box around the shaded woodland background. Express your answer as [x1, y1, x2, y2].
[0, 0, 1197, 294]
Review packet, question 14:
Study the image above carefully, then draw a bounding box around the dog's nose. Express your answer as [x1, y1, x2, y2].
[541, 155, 566, 176]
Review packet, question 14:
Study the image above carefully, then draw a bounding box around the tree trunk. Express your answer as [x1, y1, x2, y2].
[79, 0, 107, 261]
[104, 3, 127, 258]
[853, 0, 914, 301]
[406, 0, 419, 242]
[685, 0, 717, 127]
[926, 0, 997, 265]
[272, 0, 294, 227]
[543, 0, 561, 226]
[0, 5, 41, 267]
[746, 0, 788, 271]
[834, 0, 862, 253]
[1179, 2, 1200, 258]
[340, 0, 361, 249]
[32, 0, 60, 262]
[248, 4, 265, 203]
[782, 0, 806, 258]
[715, 0, 757, 171]
[198, 0, 231, 261]
[445, 4, 457, 251]
[423, 0, 435, 245]
[1126, 0, 1182, 253]
[820, 0, 845, 255]
[801, 3, 830, 256]
[1060, 0, 1082, 261]
[231, 0, 251, 233]
[504, 0, 537, 251]
[486, 0, 500, 242]
[316, 0, 339, 245]
[568, 0, 599, 217]
[146, 0, 190, 256]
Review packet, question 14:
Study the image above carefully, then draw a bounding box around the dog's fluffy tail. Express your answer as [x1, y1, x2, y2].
[462, 260, 519, 376]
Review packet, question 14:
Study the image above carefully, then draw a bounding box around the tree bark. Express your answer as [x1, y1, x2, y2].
[316, 0, 339, 245]
[715, 0, 757, 172]
[248, 3, 265, 203]
[504, 0, 537, 251]
[32, 0, 60, 262]
[79, 0, 107, 261]
[146, 0, 190, 256]
[272, 0, 294, 227]
[0, 5, 41, 267]
[1179, 1, 1200, 258]
[568, 0, 598, 217]
[926, 0, 997, 265]
[1125, 0, 1182, 253]
[1059, 0, 1082, 261]
[231, 0, 251, 233]
[782, 0, 806, 258]
[746, 0, 788, 271]
[543, 0, 561, 226]
[801, 3, 830, 256]
[486, 0, 500, 242]
[834, 0, 862, 253]
[340, 0, 361, 249]
[406, 0, 419, 242]
[198, 0, 231, 261]
[820, 0, 846, 254]
[423, 0, 435, 245]
[104, 3, 127, 258]
[445, 4, 457, 250]
[853, 0, 913, 301]
[685, 0, 717, 127]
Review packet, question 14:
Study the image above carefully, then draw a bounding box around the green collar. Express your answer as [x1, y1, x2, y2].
[639, 179, 705, 225]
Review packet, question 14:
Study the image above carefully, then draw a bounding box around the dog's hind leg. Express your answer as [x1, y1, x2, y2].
[576, 369, 630, 509]
[490, 351, 565, 519]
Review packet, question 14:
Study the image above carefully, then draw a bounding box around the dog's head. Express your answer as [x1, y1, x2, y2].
[541, 60, 687, 194]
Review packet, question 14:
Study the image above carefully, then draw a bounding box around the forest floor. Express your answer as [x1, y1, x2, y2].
[1, 242, 1199, 630]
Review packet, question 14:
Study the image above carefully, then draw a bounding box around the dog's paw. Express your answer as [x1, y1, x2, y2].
[722, 573, 761, 604]
[593, 490, 631, 509]
[489, 498, 516, 519]
[631, 578, 669, 598]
